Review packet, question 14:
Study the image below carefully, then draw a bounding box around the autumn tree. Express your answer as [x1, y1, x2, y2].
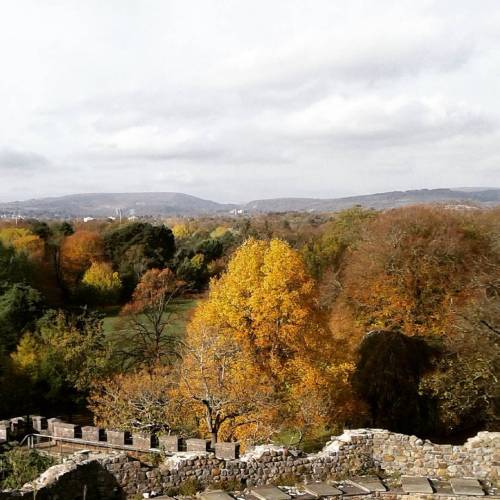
[114, 268, 185, 368]
[288, 358, 362, 442]
[81, 261, 122, 304]
[210, 226, 232, 239]
[26, 220, 73, 298]
[0, 228, 44, 261]
[89, 367, 185, 433]
[194, 238, 327, 381]
[11, 309, 110, 413]
[172, 223, 192, 241]
[330, 207, 500, 350]
[175, 320, 275, 446]
[302, 207, 376, 280]
[329, 206, 500, 434]
[60, 230, 105, 288]
[186, 238, 346, 442]
[420, 296, 500, 432]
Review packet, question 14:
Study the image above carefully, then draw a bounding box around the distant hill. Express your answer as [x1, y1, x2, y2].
[0, 188, 499, 218]
[243, 188, 500, 212]
[0, 192, 236, 218]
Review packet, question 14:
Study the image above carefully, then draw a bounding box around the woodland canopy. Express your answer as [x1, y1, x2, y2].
[0, 206, 498, 447]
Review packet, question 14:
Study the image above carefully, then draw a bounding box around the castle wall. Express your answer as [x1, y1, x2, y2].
[1, 429, 498, 499]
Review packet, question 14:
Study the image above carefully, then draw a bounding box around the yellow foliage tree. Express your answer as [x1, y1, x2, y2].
[172, 223, 192, 240]
[186, 238, 349, 442]
[0, 228, 44, 261]
[81, 261, 121, 303]
[193, 238, 328, 380]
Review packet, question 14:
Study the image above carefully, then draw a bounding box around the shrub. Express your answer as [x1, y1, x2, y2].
[272, 473, 302, 486]
[209, 478, 244, 491]
[0, 449, 56, 489]
[178, 477, 202, 496]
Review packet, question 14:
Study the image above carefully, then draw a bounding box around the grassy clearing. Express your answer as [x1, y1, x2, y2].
[102, 297, 199, 338]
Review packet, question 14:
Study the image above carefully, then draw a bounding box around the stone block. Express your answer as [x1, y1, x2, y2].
[158, 434, 180, 452]
[186, 438, 210, 452]
[133, 432, 154, 450]
[10, 416, 26, 426]
[199, 491, 235, 500]
[31, 416, 47, 432]
[215, 442, 240, 460]
[107, 429, 126, 446]
[81, 426, 101, 442]
[53, 422, 80, 439]
[450, 478, 485, 496]
[401, 476, 433, 494]
[251, 486, 291, 500]
[47, 417, 62, 434]
[304, 482, 343, 497]
[349, 476, 386, 492]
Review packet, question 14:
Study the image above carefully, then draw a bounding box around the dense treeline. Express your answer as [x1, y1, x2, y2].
[0, 206, 498, 447]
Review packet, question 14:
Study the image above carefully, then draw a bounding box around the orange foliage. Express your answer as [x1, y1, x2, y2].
[60, 230, 105, 286]
[330, 206, 500, 351]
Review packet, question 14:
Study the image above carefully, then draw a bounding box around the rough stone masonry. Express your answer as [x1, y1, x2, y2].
[0, 429, 498, 499]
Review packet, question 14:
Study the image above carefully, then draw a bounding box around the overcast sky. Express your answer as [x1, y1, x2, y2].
[0, 0, 499, 203]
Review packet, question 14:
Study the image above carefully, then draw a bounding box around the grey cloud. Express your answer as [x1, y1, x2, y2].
[0, 149, 50, 170]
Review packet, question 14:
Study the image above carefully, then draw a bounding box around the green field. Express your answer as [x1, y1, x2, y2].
[101, 297, 199, 339]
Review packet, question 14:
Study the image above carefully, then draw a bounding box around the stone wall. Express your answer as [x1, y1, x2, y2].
[372, 430, 500, 480]
[0, 429, 498, 499]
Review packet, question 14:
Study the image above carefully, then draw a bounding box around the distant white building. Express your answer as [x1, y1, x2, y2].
[83, 217, 95, 222]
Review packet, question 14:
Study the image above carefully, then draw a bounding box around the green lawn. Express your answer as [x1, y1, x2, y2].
[101, 297, 199, 339]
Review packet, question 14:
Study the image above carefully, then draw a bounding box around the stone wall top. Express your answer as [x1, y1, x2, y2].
[1, 428, 498, 499]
